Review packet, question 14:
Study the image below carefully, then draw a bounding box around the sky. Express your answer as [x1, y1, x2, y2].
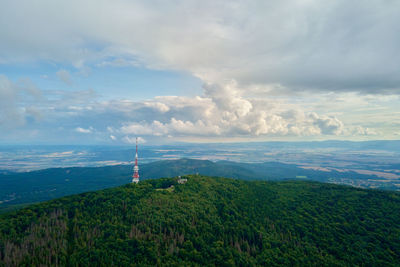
[0, 0, 400, 145]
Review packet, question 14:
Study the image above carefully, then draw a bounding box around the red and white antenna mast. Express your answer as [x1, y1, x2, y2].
[132, 137, 140, 183]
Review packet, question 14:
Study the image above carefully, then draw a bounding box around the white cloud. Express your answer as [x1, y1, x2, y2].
[169, 118, 221, 136]
[96, 58, 140, 68]
[75, 127, 93, 134]
[113, 82, 353, 139]
[1, 0, 399, 94]
[122, 136, 146, 144]
[2, 72, 396, 143]
[121, 122, 157, 135]
[350, 126, 378, 136]
[143, 101, 170, 113]
[0, 75, 43, 128]
[309, 113, 344, 135]
[1, 0, 399, 143]
[0, 75, 23, 127]
[56, 69, 72, 86]
[107, 126, 115, 133]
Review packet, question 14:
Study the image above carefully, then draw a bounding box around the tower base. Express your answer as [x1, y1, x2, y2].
[132, 178, 139, 184]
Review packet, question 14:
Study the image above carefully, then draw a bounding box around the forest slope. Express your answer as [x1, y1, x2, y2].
[1, 158, 387, 213]
[0, 176, 399, 266]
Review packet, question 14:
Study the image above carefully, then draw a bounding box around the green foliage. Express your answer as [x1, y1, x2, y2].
[0, 176, 399, 266]
[2, 159, 390, 213]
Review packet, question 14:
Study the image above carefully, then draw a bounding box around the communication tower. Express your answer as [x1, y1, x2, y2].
[132, 137, 140, 183]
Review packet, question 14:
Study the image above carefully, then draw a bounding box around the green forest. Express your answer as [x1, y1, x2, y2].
[2, 158, 392, 213]
[0, 176, 399, 266]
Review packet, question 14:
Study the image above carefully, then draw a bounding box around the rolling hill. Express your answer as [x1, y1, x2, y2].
[1, 176, 399, 266]
[1, 158, 388, 213]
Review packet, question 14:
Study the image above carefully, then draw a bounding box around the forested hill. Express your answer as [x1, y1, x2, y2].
[1, 158, 389, 213]
[1, 176, 399, 266]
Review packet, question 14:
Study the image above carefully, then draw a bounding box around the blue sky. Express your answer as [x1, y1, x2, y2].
[0, 61, 202, 100]
[0, 0, 399, 145]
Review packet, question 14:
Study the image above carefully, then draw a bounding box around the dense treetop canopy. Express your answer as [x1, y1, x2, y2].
[1, 176, 399, 266]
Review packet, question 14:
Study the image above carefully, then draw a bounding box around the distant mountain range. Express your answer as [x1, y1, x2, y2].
[0, 158, 396, 213]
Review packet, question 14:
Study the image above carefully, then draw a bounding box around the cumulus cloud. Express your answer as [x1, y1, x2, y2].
[112, 82, 352, 139]
[309, 113, 344, 135]
[2, 72, 395, 143]
[121, 122, 162, 136]
[143, 102, 170, 113]
[121, 119, 221, 137]
[350, 126, 378, 136]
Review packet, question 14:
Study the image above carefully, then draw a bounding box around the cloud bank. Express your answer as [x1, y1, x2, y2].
[0, 0, 399, 143]
[2, 74, 386, 144]
[1, 0, 400, 94]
